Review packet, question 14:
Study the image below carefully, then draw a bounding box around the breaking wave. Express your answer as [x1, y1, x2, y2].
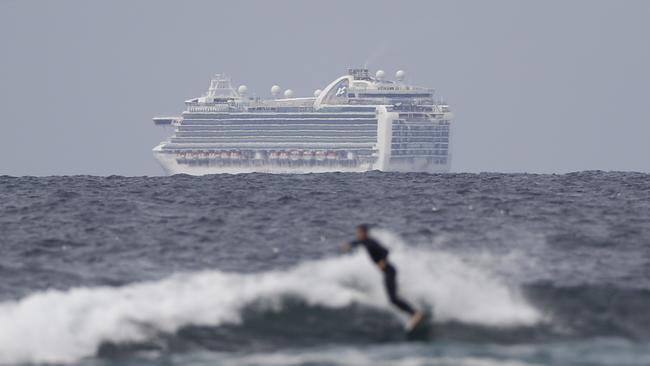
[0, 231, 540, 364]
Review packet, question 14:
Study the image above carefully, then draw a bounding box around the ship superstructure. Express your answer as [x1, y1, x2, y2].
[152, 68, 453, 174]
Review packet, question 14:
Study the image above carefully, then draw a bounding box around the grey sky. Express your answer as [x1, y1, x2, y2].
[0, 0, 648, 176]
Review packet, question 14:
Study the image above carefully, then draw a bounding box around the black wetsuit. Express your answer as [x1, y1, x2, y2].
[350, 238, 416, 316]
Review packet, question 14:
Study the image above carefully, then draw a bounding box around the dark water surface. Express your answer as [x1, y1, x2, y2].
[1, 171, 649, 366]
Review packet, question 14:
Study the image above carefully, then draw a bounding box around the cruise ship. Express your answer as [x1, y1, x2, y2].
[152, 68, 453, 174]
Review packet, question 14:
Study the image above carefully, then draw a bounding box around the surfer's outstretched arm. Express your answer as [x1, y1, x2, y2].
[342, 238, 365, 253]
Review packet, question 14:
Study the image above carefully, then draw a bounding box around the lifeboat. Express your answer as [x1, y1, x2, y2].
[279, 151, 289, 160]
[220, 151, 230, 159]
[326, 151, 338, 160]
[230, 151, 241, 160]
[290, 150, 301, 161]
[302, 150, 315, 160]
[269, 151, 279, 160]
[315, 151, 326, 161]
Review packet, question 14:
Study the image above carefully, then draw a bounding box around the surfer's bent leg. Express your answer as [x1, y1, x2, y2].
[383, 262, 416, 316]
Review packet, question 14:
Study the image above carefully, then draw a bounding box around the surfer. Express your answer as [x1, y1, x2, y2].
[343, 224, 423, 329]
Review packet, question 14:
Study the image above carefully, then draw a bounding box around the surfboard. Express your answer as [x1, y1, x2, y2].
[405, 313, 433, 341]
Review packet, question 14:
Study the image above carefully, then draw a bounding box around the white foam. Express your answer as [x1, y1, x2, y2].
[0, 232, 540, 364]
[211, 349, 544, 366]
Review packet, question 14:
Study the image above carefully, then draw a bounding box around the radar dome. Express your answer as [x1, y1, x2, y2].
[313, 89, 322, 97]
[283, 89, 294, 98]
[375, 70, 385, 80]
[271, 85, 281, 97]
[238, 85, 248, 94]
[395, 70, 406, 81]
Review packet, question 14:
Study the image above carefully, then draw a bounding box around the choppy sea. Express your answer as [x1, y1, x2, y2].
[1, 171, 649, 366]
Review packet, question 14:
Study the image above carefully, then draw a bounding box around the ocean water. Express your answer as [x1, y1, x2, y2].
[0, 171, 649, 366]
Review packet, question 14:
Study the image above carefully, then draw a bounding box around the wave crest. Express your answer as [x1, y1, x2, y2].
[0, 232, 539, 364]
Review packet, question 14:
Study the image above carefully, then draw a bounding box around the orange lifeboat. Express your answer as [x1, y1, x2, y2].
[315, 151, 326, 161]
[303, 150, 315, 160]
[290, 150, 301, 161]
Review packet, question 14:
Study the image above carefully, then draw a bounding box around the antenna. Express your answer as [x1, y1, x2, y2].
[363, 42, 389, 70]
[410, 68, 415, 87]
